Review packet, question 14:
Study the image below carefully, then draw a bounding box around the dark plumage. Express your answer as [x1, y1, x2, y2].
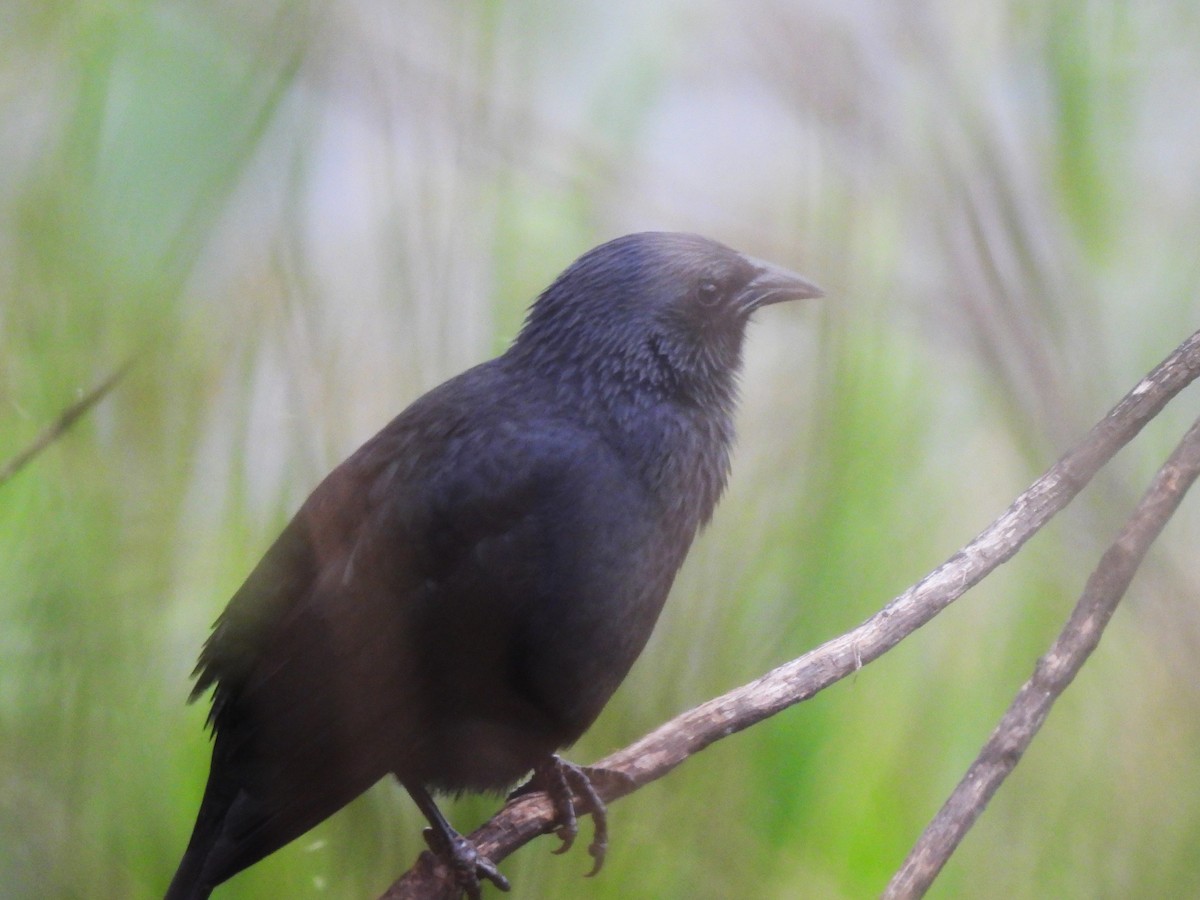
[165, 232, 821, 899]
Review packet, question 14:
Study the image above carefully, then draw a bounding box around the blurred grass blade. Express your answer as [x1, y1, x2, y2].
[0, 360, 132, 487]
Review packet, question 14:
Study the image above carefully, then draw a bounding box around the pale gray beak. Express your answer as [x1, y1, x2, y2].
[737, 255, 824, 314]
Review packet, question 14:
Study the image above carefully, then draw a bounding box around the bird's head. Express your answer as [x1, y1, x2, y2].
[510, 232, 822, 412]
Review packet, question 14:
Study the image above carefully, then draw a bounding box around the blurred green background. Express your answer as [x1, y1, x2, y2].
[3, 2, 1200, 898]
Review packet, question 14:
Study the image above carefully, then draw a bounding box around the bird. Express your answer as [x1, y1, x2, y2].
[165, 231, 822, 900]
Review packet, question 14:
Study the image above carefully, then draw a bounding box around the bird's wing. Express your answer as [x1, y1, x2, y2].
[174, 437, 393, 890]
[176, 375, 669, 889]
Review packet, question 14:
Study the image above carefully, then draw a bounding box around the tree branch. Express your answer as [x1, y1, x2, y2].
[0, 361, 132, 488]
[381, 329, 1200, 899]
[883, 412, 1200, 898]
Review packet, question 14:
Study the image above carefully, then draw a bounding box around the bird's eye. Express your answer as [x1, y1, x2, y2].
[697, 280, 721, 307]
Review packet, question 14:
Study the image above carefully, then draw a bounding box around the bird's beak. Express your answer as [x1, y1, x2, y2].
[737, 256, 824, 314]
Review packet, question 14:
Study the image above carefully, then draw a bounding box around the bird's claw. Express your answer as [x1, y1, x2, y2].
[537, 758, 578, 855]
[422, 825, 511, 898]
[519, 756, 611, 877]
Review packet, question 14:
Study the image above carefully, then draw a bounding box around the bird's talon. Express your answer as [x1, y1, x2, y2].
[528, 756, 611, 877]
[583, 839, 607, 878]
[474, 855, 511, 894]
[552, 823, 577, 855]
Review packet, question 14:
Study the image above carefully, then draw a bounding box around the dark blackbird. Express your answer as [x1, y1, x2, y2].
[165, 232, 821, 899]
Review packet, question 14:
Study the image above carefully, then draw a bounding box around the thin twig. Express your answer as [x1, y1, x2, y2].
[0, 361, 132, 487]
[382, 329, 1200, 899]
[883, 413, 1200, 898]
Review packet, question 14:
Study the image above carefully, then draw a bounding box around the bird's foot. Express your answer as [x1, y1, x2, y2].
[406, 780, 509, 898]
[421, 823, 510, 899]
[511, 756, 628, 877]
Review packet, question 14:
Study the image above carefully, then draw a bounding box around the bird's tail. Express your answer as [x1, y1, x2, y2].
[163, 743, 239, 900]
[163, 843, 214, 900]
[164, 747, 364, 900]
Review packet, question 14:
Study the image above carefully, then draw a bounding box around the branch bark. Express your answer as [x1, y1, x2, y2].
[381, 329, 1200, 899]
[884, 412, 1200, 898]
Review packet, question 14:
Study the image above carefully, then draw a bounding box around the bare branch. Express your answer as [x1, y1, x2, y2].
[0, 361, 133, 488]
[884, 413, 1200, 898]
[382, 329, 1200, 899]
